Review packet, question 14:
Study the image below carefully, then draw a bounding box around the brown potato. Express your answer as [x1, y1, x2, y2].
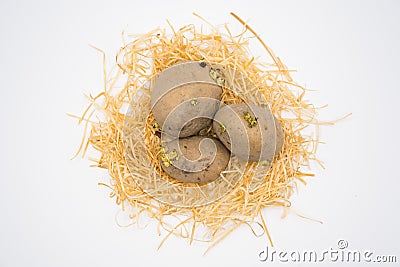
[213, 104, 283, 162]
[151, 61, 222, 138]
[160, 136, 230, 183]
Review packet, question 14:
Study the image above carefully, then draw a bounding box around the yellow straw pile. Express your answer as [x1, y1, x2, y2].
[73, 13, 325, 253]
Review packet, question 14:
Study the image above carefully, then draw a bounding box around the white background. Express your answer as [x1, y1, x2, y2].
[1, 0, 399, 266]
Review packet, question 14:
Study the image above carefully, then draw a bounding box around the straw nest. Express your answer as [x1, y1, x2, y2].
[73, 13, 326, 253]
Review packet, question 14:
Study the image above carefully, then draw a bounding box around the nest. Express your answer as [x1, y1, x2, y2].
[73, 13, 325, 253]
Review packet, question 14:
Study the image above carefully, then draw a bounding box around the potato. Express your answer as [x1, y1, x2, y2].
[213, 104, 283, 162]
[274, 116, 284, 154]
[159, 136, 230, 183]
[151, 61, 222, 138]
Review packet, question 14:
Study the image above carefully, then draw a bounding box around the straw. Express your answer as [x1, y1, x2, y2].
[73, 13, 328, 253]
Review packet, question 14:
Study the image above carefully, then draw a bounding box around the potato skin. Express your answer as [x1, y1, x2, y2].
[152, 82, 221, 137]
[213, 104, 283, 162]
[160, 136, 230, 183]
[151, 61, 222, 138]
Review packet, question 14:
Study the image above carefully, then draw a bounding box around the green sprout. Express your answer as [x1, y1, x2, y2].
[209, 68, 218, 80]
[153, 121, 160, 130]
[190, 99, 198, 106]
[243, 111, 257, 128]
[216, 76, 225, 86]
[159, 146, 179, 167]
[160, 154, 170, 167]
[159, 145, 168, 153]
[209, 68, 225, 86]
[219, 123, 226, 133]
[168, 150, 179, 162]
